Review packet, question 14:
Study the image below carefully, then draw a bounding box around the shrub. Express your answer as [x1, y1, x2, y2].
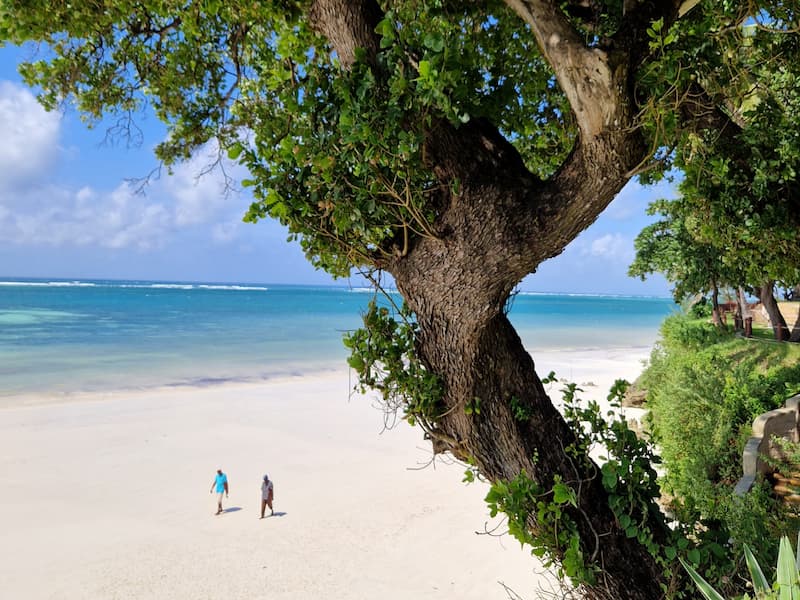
[640, 313, 800, 594]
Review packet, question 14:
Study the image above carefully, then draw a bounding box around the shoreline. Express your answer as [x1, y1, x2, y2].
[0, 346, 652, 599]
[0, 345, 653, 410]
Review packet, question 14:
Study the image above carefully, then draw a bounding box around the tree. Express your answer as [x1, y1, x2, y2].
[628, 197, 736, 327]
[3, 2, 798, 597]
[629, 195, 800, 340]
[631, 13, 800, 342]
[652, 16, 800, 340]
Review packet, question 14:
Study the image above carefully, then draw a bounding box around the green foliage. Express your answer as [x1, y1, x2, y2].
[344, 298, 443, 427]
[463, 396, 481, 416]
[633, 3, 800, 294]
[689, 298, 714, 320]
[485, 378, 696, 590]
[682, 535, 800, 600]
[0, 0, 578, 277]
[510, 395, 533, 422]
[485, 470, 596, 584]
[642, 312, 800, 594]
[767, 439, 800, 478]
[462, 456, 480, 484]
[658, 312, 730, 350]
[561, 379, 669, 564]
[486, 317, 800, 596]
[629, 197, 743, 303]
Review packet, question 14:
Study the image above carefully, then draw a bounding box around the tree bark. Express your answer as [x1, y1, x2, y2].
[760, 280, 790, 341]
[388, 171, 671, 598]
[393, 284, 669, 599]
[737, 287, 752, 337]
[307, 1, 689, 596]
[711, 280, 722, 328]
[790, 308, 800, 343]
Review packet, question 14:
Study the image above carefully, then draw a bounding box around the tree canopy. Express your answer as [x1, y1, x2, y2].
[4, 1, 800, 598]
[630, 19, 800, 339]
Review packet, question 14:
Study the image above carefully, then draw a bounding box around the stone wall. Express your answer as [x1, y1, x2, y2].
[734, 394, 800, 496]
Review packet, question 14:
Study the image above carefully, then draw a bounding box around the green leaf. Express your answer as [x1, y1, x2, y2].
[776, 536, 800, 600]
[651, 18, 663, 33]
[552, 482, 574, 505]
[347, 355, 364, 371]
[601, 463, 618, 490]
[679, 558, 725, 600]
[422, 32, 444, 53]
[796, 531, 800, 574]
[226, 142, 243, 160]
[374, 18, 394, 40]
[665, 546, 677, 561]
[417, 60, 431, 79]
[743, 544, 769, 594]
[687, 548, 701, 565]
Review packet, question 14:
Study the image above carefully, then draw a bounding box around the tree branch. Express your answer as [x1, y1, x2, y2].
[503, 0, 625, 138]
[308, 0, 383, 68]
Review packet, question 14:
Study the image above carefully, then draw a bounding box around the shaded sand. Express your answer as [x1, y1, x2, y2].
[0, 347, 647, 599]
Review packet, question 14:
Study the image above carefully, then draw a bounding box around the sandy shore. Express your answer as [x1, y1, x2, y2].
[0, 347, 650, 599]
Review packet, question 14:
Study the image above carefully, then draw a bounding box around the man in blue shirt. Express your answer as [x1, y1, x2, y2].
[209, 469, 229, 515]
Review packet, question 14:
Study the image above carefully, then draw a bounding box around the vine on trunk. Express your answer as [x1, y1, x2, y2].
[344, 298, 444, 430]
[346, 303, 692, 591]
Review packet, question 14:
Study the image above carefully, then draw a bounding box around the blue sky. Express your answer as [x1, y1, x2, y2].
[0, 45, 671, 296]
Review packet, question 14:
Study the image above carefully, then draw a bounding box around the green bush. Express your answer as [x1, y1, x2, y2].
[657, 312, 729, 350]
[688, 297, 713, 320]
[640, 313, 800, 594]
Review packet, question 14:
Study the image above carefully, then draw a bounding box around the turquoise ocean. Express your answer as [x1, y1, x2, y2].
[0, 278, 675, 398]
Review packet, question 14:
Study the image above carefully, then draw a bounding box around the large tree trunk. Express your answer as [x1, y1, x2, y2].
[759, 280, 789, 341]
[399, 295, 669, 599]
[310, 1, 687, 597]
[388, 174, 671, 598]
[790, 308, 800, 343]
[791, 285, 800, 342]
[737, 287, 752, 337]
[711, 279, 722, 328]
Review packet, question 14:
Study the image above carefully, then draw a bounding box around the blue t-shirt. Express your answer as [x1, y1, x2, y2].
[214, 473, 227, 493]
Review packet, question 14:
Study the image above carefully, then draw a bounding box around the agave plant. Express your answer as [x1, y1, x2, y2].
[680, 536, 800, 599]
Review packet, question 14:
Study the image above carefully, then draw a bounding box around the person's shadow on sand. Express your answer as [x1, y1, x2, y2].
[221, 507, 242, 514]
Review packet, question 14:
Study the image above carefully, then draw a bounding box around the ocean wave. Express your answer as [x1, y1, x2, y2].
[146, 284, 196, 290]
[133, 283, 268, 291]
[0, 281, 97, 287]
[196, 284, 269, 291]
[0, 278, 270, 291]
[347, 287, 400, 294]
[515, 290, 671, 300]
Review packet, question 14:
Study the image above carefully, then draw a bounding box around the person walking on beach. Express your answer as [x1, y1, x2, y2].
[210, 469, 228, 515]
[260, 474, 274, 518]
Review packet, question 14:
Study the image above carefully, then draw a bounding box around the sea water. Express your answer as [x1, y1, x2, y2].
[0, 278, 675, 397]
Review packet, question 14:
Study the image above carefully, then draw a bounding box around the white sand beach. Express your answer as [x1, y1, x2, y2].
[0, 347, 650, 599]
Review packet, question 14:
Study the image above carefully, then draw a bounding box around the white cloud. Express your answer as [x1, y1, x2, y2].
[0, 81, 61, 190]
[0, 112, 250, 250]
[211, 220, 240, 243]
[0, 182, 171, 249]
[584, 233, 634, 262]
[165, 142, 235, 227]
